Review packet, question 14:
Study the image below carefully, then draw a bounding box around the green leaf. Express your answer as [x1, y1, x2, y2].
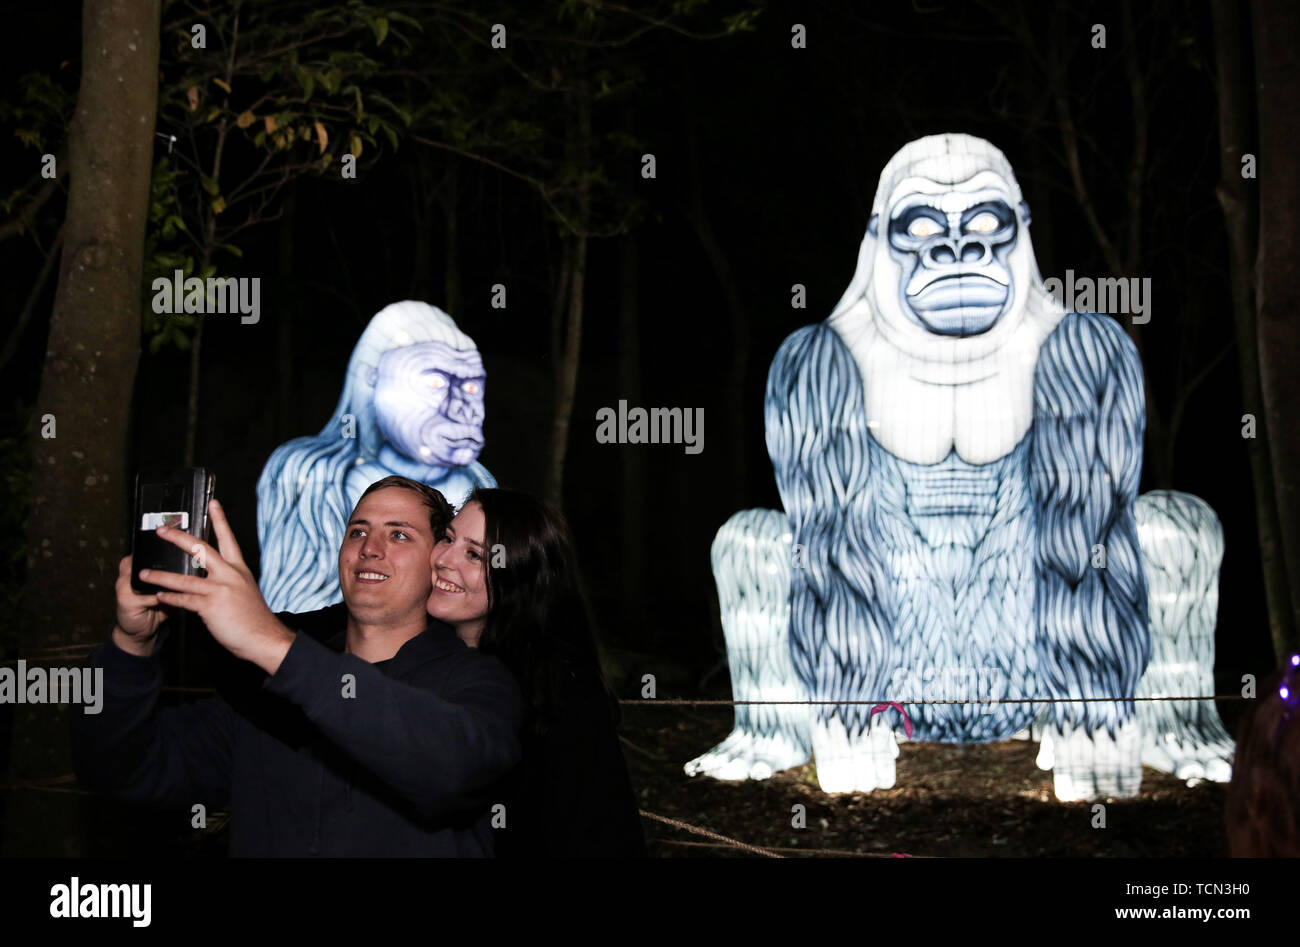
[372, 16, 389, 45]
[387, 11, 422, 29]
[200, 175, 219, 196]
[366, 93, 411, 127]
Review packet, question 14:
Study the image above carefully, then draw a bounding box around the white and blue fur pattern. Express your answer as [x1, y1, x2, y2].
[766, 311, 1148, 741]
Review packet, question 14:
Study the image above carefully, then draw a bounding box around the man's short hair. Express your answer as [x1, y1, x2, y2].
[355, 476, 454, 541]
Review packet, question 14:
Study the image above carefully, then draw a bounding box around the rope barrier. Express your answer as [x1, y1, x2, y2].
[0, 664, 1247, 706]
[1, 646, 97, 666]
[0, 776, 93, 795]
[638, 810, 784, 857]
[662, 839, 916, 858]
[623, 695, 1244, 704]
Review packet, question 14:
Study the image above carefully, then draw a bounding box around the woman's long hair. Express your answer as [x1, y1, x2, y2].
[469, 488, 614, 737]
[1225, 661, 1300, 857]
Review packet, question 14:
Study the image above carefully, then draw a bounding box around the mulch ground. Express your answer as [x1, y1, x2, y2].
[624, 703, 1233, 858]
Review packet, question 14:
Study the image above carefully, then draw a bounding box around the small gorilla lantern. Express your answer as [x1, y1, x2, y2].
[257, 300, 495, 612]
[688, 134, 1231, 801]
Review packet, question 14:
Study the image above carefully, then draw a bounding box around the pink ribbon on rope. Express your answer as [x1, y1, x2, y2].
[869, 700, 914, 739]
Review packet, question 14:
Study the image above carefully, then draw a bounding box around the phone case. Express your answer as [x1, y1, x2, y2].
[130, 467, 216, 594]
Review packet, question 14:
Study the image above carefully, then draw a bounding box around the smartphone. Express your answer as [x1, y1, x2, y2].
[130, 467, 216, 594]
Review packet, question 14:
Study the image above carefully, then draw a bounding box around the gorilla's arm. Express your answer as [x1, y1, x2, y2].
[1030, 312, 1150, 738]
[766, 324, 892, 735]
[256, 437, 352, 613]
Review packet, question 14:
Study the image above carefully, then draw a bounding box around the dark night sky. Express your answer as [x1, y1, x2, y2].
[1, 0, 1273, 686]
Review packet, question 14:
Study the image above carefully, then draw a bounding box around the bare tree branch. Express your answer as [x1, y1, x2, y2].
[0, 224, 64, 370]
[0, 156, 66, 243]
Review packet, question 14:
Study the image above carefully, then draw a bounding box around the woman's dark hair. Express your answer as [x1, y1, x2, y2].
[467, 487, 613, 737]
[1225, 660, 1300, 857]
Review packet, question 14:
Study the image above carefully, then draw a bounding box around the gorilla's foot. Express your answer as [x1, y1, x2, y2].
[1038, 718, 1142, 801]
[811, 716, 899, 793]
[683, 729, 809, 780]
[1141, 712, 1234, 785]
[1142, 736, 1233, 785]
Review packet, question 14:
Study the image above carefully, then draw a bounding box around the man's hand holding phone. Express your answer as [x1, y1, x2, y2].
[113, 555, 170, 658]
[138, 497, 297, 675]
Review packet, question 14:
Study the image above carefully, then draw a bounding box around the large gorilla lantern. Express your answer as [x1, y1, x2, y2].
[688, 134, 1232, 802]
[257, 301, 496, 612]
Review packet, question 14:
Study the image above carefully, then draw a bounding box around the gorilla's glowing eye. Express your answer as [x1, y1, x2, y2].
[908, 217, 942, 238]
[463, 381, 481, 395]
[967, 212, 1000, 234]
[425, 373, 448, 389]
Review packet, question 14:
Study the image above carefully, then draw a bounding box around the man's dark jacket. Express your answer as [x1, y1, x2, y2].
[71, 604, 523, 856]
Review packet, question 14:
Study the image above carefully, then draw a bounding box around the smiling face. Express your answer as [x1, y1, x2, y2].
[427, 500, 491, 645]
[337, 487, 437, 628]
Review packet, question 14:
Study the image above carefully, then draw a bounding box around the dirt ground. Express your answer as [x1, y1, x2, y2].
[0, 696, 1238, 858]
[625, 704, 1234, 858]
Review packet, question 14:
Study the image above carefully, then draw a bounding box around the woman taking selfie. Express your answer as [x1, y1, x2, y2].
[427, 487, 646, 857]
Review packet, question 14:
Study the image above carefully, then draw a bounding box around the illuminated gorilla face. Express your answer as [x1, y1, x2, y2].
[886, 188, 1019, 337]
[372, 341, 486, 468]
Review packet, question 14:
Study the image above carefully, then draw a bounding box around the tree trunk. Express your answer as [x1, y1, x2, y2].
[442, 158, 461, 316]
[408, 153, 435, 302]
[275, 188, 296, 446]
[1251, 0, 1300, 661]
[549, 236, 572, 404]
[183, 258, 208, 466]
[1211, 0, 1294, 666]
[9, 0, 161, 855]
[685, 119, 748, 504]
[548, 230, 587, 508]
[183, 118, 226, 466]
[617, 236, 646, 639]
[545, 69, 591, 508]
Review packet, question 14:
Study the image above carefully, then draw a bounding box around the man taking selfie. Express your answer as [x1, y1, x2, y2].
[72, 476, 522, 856]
